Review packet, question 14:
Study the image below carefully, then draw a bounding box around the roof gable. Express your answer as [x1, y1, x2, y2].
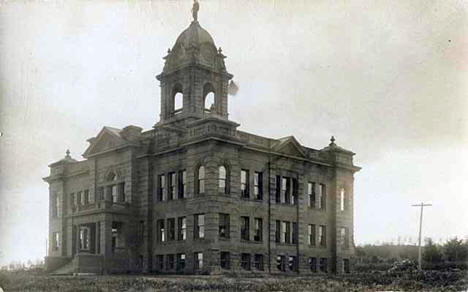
[83, 127, 127, 157]
[272, 136, 306, 158]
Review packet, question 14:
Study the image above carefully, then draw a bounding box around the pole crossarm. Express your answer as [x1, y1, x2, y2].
[412, 202, 432, 271]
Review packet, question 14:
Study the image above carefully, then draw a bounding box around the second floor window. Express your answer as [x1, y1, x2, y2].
[219, 166, 228, 194]
[219, 213, 230, 238]
[308, 182, 316, 208]
[318, 183, 326, 209]
[319, 225, 326, 247]
[168, 172, 176, 200]
[178, 170, 186, 199]
[254, 218, 262, 242]
[167, 218, 175, 241]
[158, 175, 165, 201]
[157, 219, 165, 242]
[292, 222, 298, 244]
[308, 224, 316, 246]
[340, 187, 346, 211]
[241, 216, 249, 241]
[241, 169, 249, 198]
[194, 214, 205, 239]
[52, 193, 60, 217]
[178, 217, 186, 240]
[254, 172, 263, 200]
[197, 166, 205, 194]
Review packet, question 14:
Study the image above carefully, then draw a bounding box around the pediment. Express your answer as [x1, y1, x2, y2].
[83, 127, 126, 157]
[273, 136, 306, 158]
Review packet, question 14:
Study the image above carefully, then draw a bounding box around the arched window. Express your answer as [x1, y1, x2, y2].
[174, 92, 183, 111]
[203, 83, 215, 112]
[218, 165, 228, 194]
[172, 83, 183, 115]
[197, 166, 205, 194]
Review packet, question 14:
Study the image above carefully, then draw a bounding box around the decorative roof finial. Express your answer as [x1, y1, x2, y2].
[192, 0, 199, 22]
[167, 48, 171, 54]
[66, 149, 71, 158]
[218, 47, 222, 54]
[330, 136, 336, 146]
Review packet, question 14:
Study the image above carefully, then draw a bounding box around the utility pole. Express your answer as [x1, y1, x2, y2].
[412, 202, 432, 271]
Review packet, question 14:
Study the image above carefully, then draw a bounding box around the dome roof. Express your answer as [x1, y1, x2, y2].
[162, 21, 227, 74]
[173, 20, 215, 49]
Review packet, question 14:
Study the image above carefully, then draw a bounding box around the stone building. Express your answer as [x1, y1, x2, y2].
[44, 8, 360, 275]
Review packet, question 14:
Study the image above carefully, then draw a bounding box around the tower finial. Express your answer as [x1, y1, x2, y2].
[66, 149, 71, 158]
[330, 136, 336, 146]
[192, 0, 199, 22]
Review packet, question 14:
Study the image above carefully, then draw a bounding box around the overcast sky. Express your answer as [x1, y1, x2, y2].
[0, 0, 467, 266]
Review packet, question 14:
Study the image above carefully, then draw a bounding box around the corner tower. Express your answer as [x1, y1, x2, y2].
[155, 5, 233, 126]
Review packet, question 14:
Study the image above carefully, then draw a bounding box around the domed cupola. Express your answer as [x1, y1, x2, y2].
[162, 21, 227, 74]
[155, 0, 234, 126]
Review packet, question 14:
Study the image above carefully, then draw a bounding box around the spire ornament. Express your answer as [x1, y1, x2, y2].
[192, 0, 199, 22]
[66, 149, 71, 158]
[330, 136, 336, 146]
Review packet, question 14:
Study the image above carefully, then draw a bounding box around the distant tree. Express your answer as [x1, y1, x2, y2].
[423, 238, 442, 263]
[443, 237, 468, 262]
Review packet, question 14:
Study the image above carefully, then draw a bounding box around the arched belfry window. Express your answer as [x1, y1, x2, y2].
[218, 165, 229, 194]
[172, 83, 183, 115]
[197, 166, 205, 194]
[203, 83, 215, 112]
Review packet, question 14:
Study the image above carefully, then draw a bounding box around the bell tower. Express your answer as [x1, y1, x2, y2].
[155, 2, 233, 126]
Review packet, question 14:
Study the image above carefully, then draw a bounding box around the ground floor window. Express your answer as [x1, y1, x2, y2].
[53, 232, 60, 251]
[176, 253, 186, 271]
[320, 258, 328, 273]
[220, 252, 230, 269]
[241, 253, 251, 270]
[308, 257, 317, 272]
[79, 227, 90, 250]
[276, 255, 286, 272]
[194, 252, 203, 270]
[166, 254, 175, 270]
[343, 258, 350, 273]
[155, 255, 164, 271]
[289, 256, 298, 271]
[254, 254, 264, 270]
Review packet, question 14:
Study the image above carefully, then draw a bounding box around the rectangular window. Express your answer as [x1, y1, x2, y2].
[254, 172, 263, 200]
[53, 232, 60, 250]
[318, 183, 326, 209]
[340, 188, 346, 211]
[168, 172, 176, 200]
[343, 259, 350, 273]
[276, 255, 286, 271]
[281, 177, 290, 203]
[194, 252, 203, 270]
[111, 185, 118, 203]
[176, 253, 186, 271]
[289, 256, 297, 271]
[219, 213, 230, 238]
[178, 170, 186, 199]
[275, 175, 281, 203]
[281, 221, 287, 243]
[97, 187, 104, 201]
[139, 220, 145, 241]
[77, 191, 82, 205]
[292, 178, 298, 205]
[157, 219, 165, 242]
[83, 190, 90, 204]
[220, 252, 230, 269]
[308, 182, 316, 208]
[308, 224, 316, 246]
[166, 254, 175, 270]
[118, 183, 125, 202]
[254, 254, 264, 270]
[341, 227, 349, 249]
[156, 255, 164, 271]
[320, 258, 328, 273]
[319, 225, 326, 247]
[178, 217, 186, 240]
[275, 220, 281, 243]
[167, 218, 175, 241]
[285, 221, 291, 244]
[292, 222, 298, 244]
[241, 253, 251, 270]
[194, 214, 205, 239]
[240, 216, 250, 241]
[70, 193, 75, 210]
[241, 169, 249, 198]
[254, 218, 262, 242]
[309, 257, 317, 272]
[79, 226, 90, 250]
[158, 174, 165, 201]
[52, 193, 60, 217]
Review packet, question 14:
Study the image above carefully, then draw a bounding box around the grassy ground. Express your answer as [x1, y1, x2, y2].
[0, 270, 467, 291]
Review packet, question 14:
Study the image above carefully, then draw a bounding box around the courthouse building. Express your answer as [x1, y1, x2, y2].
[44, 6, 360, 275]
